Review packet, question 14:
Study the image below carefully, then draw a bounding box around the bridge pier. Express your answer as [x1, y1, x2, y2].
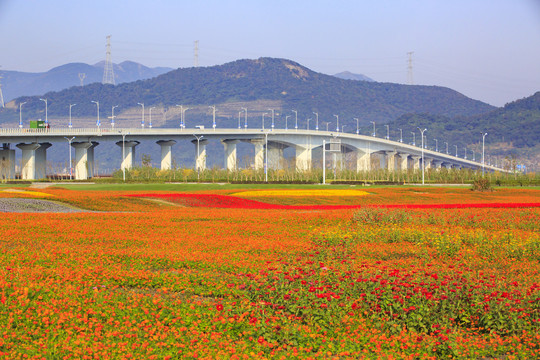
[192, 139, 208, 171]
[397, 153, 409, 171]
[424, 157, 433, 170]
[34, 142, 52, 180]
[71, 142, 92, 180]
[384, 151, 397, 171]
[356, 150, 370, 172]
[221, 139, 239, 171]
[295, 145, 312, 171]
[88, 142, 99, 178]
[251, 139, 265, 171]
[433, 160, 443, 170]
[268, 143, 285, 170]
[16, 143, 40, 180]
[116, 141, 140, 171]
[157, 140, 176, 170]
[0, 145, 16, 179]
[411, 156, 421, 171]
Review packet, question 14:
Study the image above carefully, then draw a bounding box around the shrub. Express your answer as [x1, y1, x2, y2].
[471, 178, 492, 192]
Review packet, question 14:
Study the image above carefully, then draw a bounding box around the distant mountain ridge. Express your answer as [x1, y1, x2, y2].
[1, 57, 495, 128]
[333, 71, 374, 82]
[0, 61, 173, 102]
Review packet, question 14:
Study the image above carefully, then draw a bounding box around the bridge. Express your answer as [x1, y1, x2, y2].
[0, 127, 503, 180]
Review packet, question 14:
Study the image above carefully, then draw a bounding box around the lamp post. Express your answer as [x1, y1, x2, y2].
[264, 131, 269, 182]
[355, 118, 359, 134]
[175, 105, 184, 128]
[193, 134, 204, 180]
[324, 122, 329, 131]
[91, 100, 100, 128]
[238, 111, 242, 129]
[268, 108, 275, 130]
[64, 137, 75, 180]
[111, 105, 118, 128]
[182, 107, 189, 128]
[307, 118, 311, 130]
[137, 102, 144, 128]
[69, 104, 76, 128]
[371, 121, 376, 137]
[39, 98, 48, 125]
[241, 107, 247, 130]
[384, 125, 389, 140]
[261, 112, 267, 129]
[292, 110, 298, 131]
[411, 132, 416, 146]
[313, 112, 319, 131]
[418, 128, 427, 185]
[445, 142, 449, 154]
[285, 115, 290, 130]
[464, 147, 467, 160]
[149, 107, 155, 128]
[434, 139, 438, 152]
[19, 101, 27, 128]
[398, 128, 403, 143]
[454, 145, 458, 157]
[209, 105, 216, 130]
[342, 125, 346, 133]
[482, 133, 487, 176]
[334, 114, 339, 132]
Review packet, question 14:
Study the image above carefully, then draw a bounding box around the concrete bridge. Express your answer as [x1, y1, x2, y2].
[0, 127, 504, 180]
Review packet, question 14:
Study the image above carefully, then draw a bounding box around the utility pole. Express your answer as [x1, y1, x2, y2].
[418, 128, 427, 185]
[407, 51, 414, 85]
[102, 35, 115, 85]
[194, 40, 199, 67]
[78, 73, 86, 86]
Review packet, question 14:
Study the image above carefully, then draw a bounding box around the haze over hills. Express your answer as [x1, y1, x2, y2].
[0, 61, 172, 102]
[333, 71, 374, 82]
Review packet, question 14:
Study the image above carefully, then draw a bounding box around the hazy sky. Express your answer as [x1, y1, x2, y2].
[1, 0, 539, 107]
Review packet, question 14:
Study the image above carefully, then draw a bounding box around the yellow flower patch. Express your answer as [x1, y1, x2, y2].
[1, 189, 54, 197]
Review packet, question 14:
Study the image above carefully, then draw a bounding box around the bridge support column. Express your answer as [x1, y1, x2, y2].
[251, 139, 264, 171]
[87, 142, 99, 178]
[433, 160, 443, 170]
[268, 143, 284, 170]
[398, 153, 409, 171]
[384, 151, 397, 171]
[157, 140, 176, 170]
[221, 140, 240, 171]
[295, 145, 312, 172]
[192, 139, 208, 171]
[356, 151, 370, 172]
[72, 142, 92, 180]
[0, 145, 16, 179]
[116, 141, 140, 171]
[35, 142, 52, 180]
[424, 157, 433, 170]
[16, 143, 40, 180]
[411, 156, 421, 171]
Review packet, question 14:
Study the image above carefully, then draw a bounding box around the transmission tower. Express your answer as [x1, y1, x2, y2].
[0, 66, 4, 108]
[78, 73, 86, 86]
[102, 35, 115, 85]
[407, 51, 414, 85]
[194, 40, 199, 67]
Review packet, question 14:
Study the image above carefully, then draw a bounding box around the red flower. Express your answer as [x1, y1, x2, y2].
[216, 304, 224, 311]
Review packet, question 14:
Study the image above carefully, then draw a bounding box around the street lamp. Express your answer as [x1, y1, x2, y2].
[268, 108, 275, 130]
[149, 107, 155, 128]
[354, 118, 359, 134]
[111, 105, 118, 128]
[91, 100, 100, 127]
[434, 139, 438, 152]
[241, 107, 248, 129]
[342, 125, 346, 133]
[454, 145, 458, 157]
[445, 142, 449, 154]
[137, 102, 144, 128]
[19, 101, 27, 128]
[69, 104, 76, 128]
[370, 121, 376, 137]
[261, 112, 267, 129]
[324, 122, 329, 131]
[264, 131, 269, 182]
[482, 133, 487, 176]
[292, 110, 298, 130]
[307, 118, 311, 130]
[238, 111, 242, 129]
[384, 125, 389, 140]
[398, 128, 403, 143]
[285, 115, 290, 130]
[64, 137, 75, 180]
[209, 105, 216, 130]
[39, 98, 48, 125]
[334, 114, 339, 132]
[411, 132, 415, 146]
[175, 105, 185, 128]
[418, 128, 427, 185]
[313, 112, 319, 131]
[464, 147, 467, 160]
[193, 134, 204, 180]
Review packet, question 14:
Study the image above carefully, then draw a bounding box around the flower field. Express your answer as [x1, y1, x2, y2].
[1, 186, 540, 359]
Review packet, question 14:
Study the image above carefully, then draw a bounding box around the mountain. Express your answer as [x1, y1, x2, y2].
[0, 61, 173, 102]
[333, 71, 374, 82]
[384, 92, 540, 169]
[0, 57, 495, 129]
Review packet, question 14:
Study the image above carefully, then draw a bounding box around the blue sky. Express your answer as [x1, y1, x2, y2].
[1, 0, 539, 106]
